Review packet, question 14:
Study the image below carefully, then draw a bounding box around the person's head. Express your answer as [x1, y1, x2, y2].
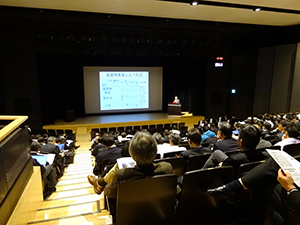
[163, 129, 171, 137]
[152, 132, 163, 144]
[31, 141, 41, 152]
[48, 136, 56, 144]
[187, 128, 201, 147]
[278, 120, 289, 132]
[262, 121, 271, 131]
[285, 123, 300, 138]
[56, 137, 63, 144]
[238, 124, 260, 150]
[169, 133, 181, 146]
[218, 122, 232, 139]
[101, 133, 115, 147]
[121, 132, 127, 138]
[38, 136, 46, 144]
[129, 132, 157, 166]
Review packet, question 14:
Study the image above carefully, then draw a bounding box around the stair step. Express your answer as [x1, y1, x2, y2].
[32, 201, 100, 222]
[42, 194, 102, 209]
[29, 210, 110, 225]
[56, 182, 92, 192]
[57, 177, 91, 186]
[47, 188, 95, 200]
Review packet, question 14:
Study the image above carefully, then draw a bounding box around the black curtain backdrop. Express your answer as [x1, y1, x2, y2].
[37, 54, 206, 124]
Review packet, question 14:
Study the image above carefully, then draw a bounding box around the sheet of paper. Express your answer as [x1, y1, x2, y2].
[117, 157, 136, 169]
[266, 149, 300, 187]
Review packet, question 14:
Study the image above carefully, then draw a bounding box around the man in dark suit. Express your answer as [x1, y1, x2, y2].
[93, 133, 122, 176]
[202, 124, 266, 173]
[40, 136, 65, 178]
[213, 121, 238, 153]
[40, 136, 61, 156]
[179, 128, 211, 161]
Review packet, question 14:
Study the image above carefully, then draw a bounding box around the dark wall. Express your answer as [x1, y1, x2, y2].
[1, 6, 298, 130]
[227, 48, 258, 118]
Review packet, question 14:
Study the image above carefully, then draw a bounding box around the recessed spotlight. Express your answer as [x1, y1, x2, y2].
[190, 1, 199, 6]
[253, 8, 261, 12]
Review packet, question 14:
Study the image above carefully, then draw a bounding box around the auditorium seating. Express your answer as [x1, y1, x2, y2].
[116, 174, 177, 225]
[186, 153, 211, 172]
[154, 157, 185, 177]
[175, 166, 235, 225]
[283, 143, 300, 157]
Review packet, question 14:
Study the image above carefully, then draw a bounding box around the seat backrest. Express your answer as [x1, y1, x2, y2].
[154, 157, 185, 177]
[163, 150, 183, 158]
[186, 153, 211, 172]
[176, 166, 234, 225]
[283, 143, 300, 157]
[116, 174, 177, 225]
[237, 160, 264, 178]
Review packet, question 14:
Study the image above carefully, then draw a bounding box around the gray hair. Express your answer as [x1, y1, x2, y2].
[48, 136, 56, 143]
[129, 132, 157, 166]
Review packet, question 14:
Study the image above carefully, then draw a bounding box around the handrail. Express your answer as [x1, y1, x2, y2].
[0, 115, 28, 142]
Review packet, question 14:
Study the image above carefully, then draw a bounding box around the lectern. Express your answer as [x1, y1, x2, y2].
[168, 103, 182, 115]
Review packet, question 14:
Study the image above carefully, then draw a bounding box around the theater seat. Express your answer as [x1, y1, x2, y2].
[175, 166, 235, 225]
[154, 157, 185, 177]
[283, 143, 300, 157]
[186, 153, 211, 172]
[116, 174, 177, 225]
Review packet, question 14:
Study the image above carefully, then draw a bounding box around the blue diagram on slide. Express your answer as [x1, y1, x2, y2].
[99, 71, 149, 110]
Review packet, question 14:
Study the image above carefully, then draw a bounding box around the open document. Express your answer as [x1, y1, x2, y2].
[117, 157, 136, 169]
[266, 149, 300, 187]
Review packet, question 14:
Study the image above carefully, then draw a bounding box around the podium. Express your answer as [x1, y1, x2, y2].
[168, 103, 182, 115]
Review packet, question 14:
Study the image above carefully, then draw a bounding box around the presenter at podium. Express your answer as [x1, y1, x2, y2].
[173, 96, 180, 104]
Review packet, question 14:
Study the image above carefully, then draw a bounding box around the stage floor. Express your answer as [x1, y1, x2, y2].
[43, 112, 204, 133]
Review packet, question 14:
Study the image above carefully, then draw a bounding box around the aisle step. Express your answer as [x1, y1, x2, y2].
[42, 194, 103, 209]
[47, 187, 95, 200]
[28, 211, 110, 225]
[56, 182, 92, 192]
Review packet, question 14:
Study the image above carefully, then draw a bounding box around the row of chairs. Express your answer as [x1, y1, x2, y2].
[115, 166, 238, 225]
[90, 122, 187, 139]
[46, 129, 76, 141]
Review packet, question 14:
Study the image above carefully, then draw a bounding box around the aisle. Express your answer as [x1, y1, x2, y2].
[28, 139, 111, 225]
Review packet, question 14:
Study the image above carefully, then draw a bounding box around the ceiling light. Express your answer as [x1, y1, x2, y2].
[253, 8, 261, 12]
[190, 1, 199, 6]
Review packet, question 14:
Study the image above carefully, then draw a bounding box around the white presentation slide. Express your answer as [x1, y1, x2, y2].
[99, 71, 149, 110]
[83, 66, 162, 114]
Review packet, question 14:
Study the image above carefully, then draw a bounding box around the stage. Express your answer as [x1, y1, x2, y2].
[42, 112, 204, 134]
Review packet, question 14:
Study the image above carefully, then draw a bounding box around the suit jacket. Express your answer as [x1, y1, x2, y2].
[104, 161, 173, 199]
[40, 143, 60, 156]
[213, 137, 239, 153]
[180, 146, 211, 161]
[223, 148, 267, 174]
[96, 146, 122, 165]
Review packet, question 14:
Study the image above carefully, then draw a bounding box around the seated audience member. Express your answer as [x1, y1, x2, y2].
[93, 133, 122, 176]
[179, 128, 211, 161]
[40, 136, 65, 178]
[88, 132, 174, 221]
[253, 124, 272, 149]
[162, 129, 171, 143]
[262, 121, 272, 138]
[117, 131, 130, 143]
[38, 136, 47, 145]
[88, 141, 131, 194]
[274, 122, 300, 150]
[292, 114, 300, 127]
[202, 124, 266, 172]
[31, 142, 57, 199]
[201, 126, 217, 143]
[213, 121, 239, 153]
[207, 157, 300, 224]
[172, 125, 180, 134]
[272, 120, 289, 143]
[277, 168, 300, 217]
[157, 133, 186, 157]
[153, 132, 169, 154]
